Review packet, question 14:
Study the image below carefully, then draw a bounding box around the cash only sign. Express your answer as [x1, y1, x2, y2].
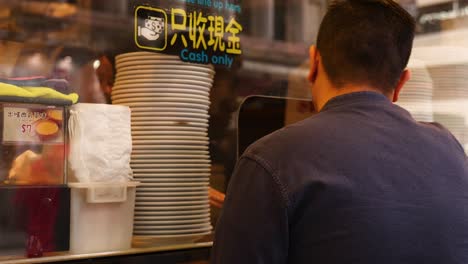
[134, 0, 243, 69]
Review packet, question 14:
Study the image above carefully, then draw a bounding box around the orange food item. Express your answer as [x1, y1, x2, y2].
[35, 120, 59, 141]
[31, 158, 63, 185]
[46, 109, 63, 124]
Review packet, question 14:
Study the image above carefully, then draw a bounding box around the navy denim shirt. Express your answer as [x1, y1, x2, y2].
[211, 92, 468, 264]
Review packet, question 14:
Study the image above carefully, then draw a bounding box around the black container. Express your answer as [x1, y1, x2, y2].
[0, 185, 70, 257]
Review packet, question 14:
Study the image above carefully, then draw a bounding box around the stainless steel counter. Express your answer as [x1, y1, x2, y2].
[0, 242, 213, 264]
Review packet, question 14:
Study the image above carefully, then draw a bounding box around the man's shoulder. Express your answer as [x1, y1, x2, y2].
[242, 111, 466, 171]
[418, 121, 466, 154]
[242, 114, 328, 166]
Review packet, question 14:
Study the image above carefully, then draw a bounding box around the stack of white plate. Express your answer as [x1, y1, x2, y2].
[412, 46, 468, 148]
[396, 59, 434, 122]
[429, 63, 468, 145]
[429, 65, 468, 148]
[433, 112, 466, 148]
[112, 51, 214, 244]
[428, 64, 468, 100]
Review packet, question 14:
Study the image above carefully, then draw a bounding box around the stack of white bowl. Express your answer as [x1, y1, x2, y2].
[396, 59, 434, 122]
[112, 51, 214, 244]
[412, 46, 468, 149]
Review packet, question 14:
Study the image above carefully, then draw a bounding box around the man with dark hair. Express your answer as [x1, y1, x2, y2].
[211, 0, 468, 263]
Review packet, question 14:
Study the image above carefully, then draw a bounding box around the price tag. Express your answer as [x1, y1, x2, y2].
[3, 105, 64, 144]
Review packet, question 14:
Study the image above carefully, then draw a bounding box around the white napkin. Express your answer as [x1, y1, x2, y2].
[69, 103, 133, 183]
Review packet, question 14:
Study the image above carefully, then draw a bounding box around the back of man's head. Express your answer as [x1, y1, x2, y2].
[316, 0, 416, 94]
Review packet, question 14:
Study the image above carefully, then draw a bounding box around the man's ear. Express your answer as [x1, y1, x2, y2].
[308, 46, 319, 84]
[392, 69, 411, 102]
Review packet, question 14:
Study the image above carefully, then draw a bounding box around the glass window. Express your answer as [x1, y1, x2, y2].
[0, 0, 467, 260]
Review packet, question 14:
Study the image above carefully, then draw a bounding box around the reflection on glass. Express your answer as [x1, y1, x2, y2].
[0, 0, 468, 261]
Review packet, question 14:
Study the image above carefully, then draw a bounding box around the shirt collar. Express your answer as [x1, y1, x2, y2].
[321, 91, 390, 112]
